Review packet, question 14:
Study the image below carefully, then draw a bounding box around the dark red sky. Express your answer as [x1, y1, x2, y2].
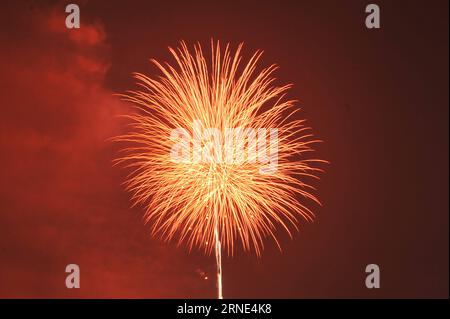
[0, 0, 448, 298]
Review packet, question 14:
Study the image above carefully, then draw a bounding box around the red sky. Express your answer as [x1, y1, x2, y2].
[0, 0, 448, 298]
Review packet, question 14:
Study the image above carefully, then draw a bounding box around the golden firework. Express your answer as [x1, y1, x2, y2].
[115, 41, 325, 257]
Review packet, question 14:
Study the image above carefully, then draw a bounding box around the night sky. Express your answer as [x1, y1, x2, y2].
[0, 0, 448, 298]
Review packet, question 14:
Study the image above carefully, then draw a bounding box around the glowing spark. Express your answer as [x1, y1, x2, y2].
[114, 40, 326, 297]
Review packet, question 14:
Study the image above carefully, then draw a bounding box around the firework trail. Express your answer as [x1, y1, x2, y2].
[114, 41, 325, 298]
[215, 226, 223, 299]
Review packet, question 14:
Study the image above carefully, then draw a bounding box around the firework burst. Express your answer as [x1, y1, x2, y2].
[115, 40, 325, 260]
